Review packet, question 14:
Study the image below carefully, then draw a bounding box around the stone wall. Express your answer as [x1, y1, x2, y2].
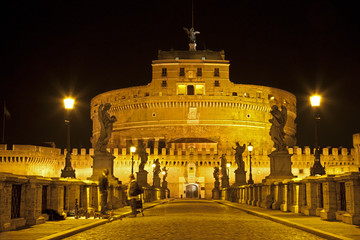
[222, 172, 360, 225]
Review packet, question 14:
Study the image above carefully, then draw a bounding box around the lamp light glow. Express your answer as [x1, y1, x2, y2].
[248, 143, 253, 152]
[130, 146, 136, 153]
[226, 163, 230, 168]
[310, 95, 321, 107]
[64, 98, 75, 109]
[152, 163, 156, 168]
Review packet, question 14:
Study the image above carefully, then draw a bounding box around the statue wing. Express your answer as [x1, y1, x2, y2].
[194, 31, 200, 34]
[183, 27, 190, 35]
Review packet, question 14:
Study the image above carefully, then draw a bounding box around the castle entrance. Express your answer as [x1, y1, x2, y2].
[185, 184, 198, 198]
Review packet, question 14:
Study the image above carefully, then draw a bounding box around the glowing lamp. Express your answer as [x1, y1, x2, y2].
[152, 163, 156, 168]
[310, 95, 321, 107]
[130, 146, 136, 153]
[64, 98, 74, 109]
[226, 163, 230, 168]
[248, 143, 253, 152]
[162, 171, 166, 175]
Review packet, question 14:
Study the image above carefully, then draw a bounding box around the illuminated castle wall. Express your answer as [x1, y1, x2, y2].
[1, 133, 359, 199]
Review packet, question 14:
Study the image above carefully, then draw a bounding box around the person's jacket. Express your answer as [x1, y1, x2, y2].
[127, 179, 139, 200]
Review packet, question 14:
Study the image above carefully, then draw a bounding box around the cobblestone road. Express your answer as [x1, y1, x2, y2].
[65, 199, 326, 240]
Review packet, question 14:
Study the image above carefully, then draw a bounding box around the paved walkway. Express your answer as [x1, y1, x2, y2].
[0, 199, 172, 240]
[215, 200, 360, 240]
[1, 199, 360, 240]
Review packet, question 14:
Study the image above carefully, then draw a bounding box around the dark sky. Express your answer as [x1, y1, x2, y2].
[1, 0, 359, 149]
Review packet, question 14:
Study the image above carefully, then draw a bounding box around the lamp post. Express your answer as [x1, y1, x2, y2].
[61, 97, 76, 178]
[247, 143, 254, 184]
[130, 146, 136, 175]
[310, 95, 326, 176]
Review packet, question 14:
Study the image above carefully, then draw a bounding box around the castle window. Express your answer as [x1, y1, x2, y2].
[180, 68, 185, 76]
[268, 94, 275, 101]
[187, 85, 195, 95]
[214, 68, 220, 77]
[162, 68, 167, 77]
[162, 80, 167, 87]
[256, 92, 262, 98]
[195, 85, 204, 95]
[244, 93, 250, 98]
[197, 68, 202, 77]
[232, 92, 237, 96]
[145, 92, 149, 97]
[214, 80, 220, 87]
[177, 85, 186, 95]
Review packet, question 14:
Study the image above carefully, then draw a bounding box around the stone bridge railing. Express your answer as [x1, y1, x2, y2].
[0, 172, 167, 232]
[219, 172, 360, 225]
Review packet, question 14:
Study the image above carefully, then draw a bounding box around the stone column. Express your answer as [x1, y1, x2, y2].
[319, 175, 337, 220]
[280, 180, 291, 212]
[0, 180, 13, 231]
[300, 177, 318, 216]
[290, 180, 301, 214]
[271, 182, 282, 210]
[24, 178, 48, 225]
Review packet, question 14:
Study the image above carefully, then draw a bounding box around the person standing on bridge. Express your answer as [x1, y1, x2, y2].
[127, 174, 143, 217]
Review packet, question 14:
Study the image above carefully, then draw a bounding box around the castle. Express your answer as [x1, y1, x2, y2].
[1, 42, 359, 199]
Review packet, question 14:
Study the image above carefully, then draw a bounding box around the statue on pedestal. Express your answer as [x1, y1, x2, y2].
[138, 142, 149, 172]
[233, 142, 246, 171]
[95, 103, 117, 154]
[213, 167, 220, 182]
[265, 105, 294, 181]
[153, 159, 161, 176]
[183, 27, 200, 43]
[220, 154, 227, 177]
[269, 105, 287, 152]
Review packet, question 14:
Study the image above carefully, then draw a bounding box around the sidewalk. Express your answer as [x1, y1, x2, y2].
[214, 200, 360, 240]
[0, 199, 172, 240]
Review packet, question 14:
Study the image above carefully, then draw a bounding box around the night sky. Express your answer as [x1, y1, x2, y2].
[1, 0, 359, 150]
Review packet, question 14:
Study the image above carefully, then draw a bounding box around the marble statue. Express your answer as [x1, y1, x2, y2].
[95, 103, 117, 153]
[269, 105, 287, 151]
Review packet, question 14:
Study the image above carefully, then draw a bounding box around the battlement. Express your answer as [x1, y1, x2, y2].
[0, 144, 356, 158]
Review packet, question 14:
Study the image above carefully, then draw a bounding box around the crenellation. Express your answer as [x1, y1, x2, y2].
[332, 148, 338, 155]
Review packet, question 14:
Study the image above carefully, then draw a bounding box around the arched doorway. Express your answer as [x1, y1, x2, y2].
[186, 184, 198, 198]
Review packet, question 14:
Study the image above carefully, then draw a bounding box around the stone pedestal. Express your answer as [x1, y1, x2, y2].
[189, 43, 197, 51]
[212, 188, 220, 199]
[153, 175, 161, 188]
[233, 169, 247, 186]
[137, 171, 149, 188]
[88, 152, 116, 181]
[264, 150, 294, 182]
[221, 176, 229, 188]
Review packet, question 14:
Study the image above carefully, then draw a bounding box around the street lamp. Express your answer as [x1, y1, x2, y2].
[130, 146, 136, 174]
[61, 97, 76, 178]
[310, 95, 325, 176]
[226, 163, 230, 178]
[247, 143, 254, 184]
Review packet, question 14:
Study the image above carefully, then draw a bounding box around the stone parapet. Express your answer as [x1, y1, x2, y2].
[224, 172, 360, 225]
[0, 173, 124, 232]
